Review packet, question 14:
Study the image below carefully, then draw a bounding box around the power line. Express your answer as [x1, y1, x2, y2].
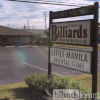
[27, 0, 91, 6]
[7, 0, 90, 7]
[33, 0, 55, 2]
[7, 0, 100, 8]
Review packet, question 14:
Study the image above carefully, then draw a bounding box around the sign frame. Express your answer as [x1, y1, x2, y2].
[48, 2, 98, 100]
[51, 5, 94, 19]
[50, 47, 92, 74]
[50, 19, 93, 46]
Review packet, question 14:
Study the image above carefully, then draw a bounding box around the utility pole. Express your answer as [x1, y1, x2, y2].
[7, 23, 9, 27]
[32, 25, 34, 29]
[27, 20, 29, 29]
[24, 24, 26, 29]
[44, 12, 47, 29]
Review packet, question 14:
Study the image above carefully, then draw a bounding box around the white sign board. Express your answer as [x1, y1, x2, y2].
[50, 47, 91, 73]
[50, 20, 91, 45]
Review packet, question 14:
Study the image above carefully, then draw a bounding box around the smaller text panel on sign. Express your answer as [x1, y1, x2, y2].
[50, 20, 91, 45]
[50, 47, 91, 73]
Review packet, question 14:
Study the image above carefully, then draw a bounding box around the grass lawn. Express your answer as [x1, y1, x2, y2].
[69, 73, 100, 93]
[0, 82, 33, 100]
[53, 44, 100, 50]
[0, 72, 100, 100]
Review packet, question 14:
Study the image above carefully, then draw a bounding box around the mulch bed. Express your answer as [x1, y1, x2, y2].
[32, 90, 53, 100]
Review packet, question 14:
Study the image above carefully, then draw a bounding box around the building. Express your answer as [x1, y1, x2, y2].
[23, 29, 49, 38]
[23, 29, 49, 45]
[0, 25, 36, 46]
[24, 28, 100, 45]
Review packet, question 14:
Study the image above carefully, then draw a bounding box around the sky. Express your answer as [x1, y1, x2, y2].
[0, 0, 99, 29]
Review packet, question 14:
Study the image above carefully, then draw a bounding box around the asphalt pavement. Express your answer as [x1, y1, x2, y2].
[0, 45, 100, 85]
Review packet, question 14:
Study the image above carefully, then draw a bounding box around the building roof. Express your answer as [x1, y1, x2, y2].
[24, 29, 48, 34]
[0, 26, 36, 36]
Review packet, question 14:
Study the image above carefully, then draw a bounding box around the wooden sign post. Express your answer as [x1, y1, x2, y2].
[92, 2, 98, 100]
[48, 2, 99, 100]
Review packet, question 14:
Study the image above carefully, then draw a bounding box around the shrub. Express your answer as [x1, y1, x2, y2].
[24, 73, 91, 100]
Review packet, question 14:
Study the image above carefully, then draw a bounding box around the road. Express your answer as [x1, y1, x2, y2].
[0, 46, 100, 85]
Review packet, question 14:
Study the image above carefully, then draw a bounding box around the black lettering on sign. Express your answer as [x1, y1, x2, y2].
[68, 29, 72, 38]
[83, 29, 87, 38]
[77, 25, 82, 38]
[51, 25, 57, 41]
[51, 23, 88, 40]
[51, 5, 94, 19]
[66, 26, 68, 37]
[73, 29, 77, 38]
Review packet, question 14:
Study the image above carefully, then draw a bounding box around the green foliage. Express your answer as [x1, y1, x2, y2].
[24, 73, 91, 100]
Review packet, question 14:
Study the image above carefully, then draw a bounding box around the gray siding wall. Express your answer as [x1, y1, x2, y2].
[20, 37, 30, 43]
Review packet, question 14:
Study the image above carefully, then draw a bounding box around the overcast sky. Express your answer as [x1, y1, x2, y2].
[0, 0, 99, 29]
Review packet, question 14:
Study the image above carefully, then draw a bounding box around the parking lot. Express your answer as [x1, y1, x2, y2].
[0, 45, 100, 85]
